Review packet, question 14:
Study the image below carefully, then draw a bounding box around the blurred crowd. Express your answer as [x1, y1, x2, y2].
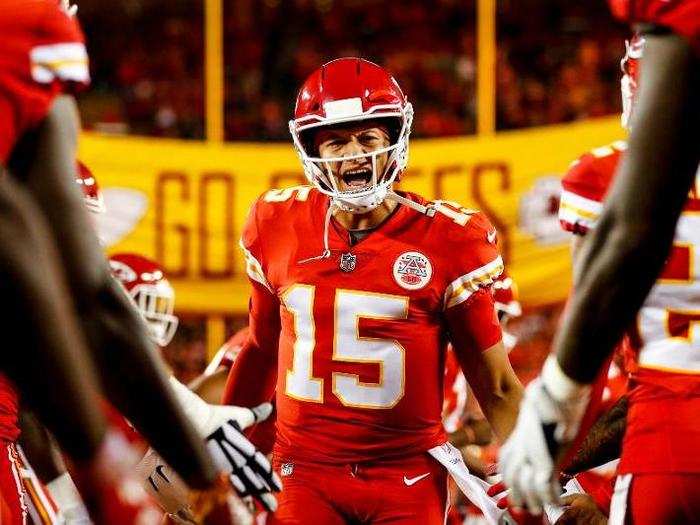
[77, 0, 627, 141]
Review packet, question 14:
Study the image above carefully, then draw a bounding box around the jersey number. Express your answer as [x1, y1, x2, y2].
[282, 285, 408, 409]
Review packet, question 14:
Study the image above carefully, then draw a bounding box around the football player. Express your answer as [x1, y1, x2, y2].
[501, 10, 700, 519]
[223, 58, 523, 524]
[0, 0, 224, 507]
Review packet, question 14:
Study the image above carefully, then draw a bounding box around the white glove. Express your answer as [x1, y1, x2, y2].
[169, 376, 271, 436]
[499, 355, 590, 514]
[168, 377, 281, 511]
[206, 418, 281, 512]
[46, 473, 92, 524]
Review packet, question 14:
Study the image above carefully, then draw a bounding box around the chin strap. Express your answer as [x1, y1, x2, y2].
[298, 202, 336, 265]
[386, 190, 436, 216]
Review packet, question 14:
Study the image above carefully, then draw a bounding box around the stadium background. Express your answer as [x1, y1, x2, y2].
[74, 0, 626, 383]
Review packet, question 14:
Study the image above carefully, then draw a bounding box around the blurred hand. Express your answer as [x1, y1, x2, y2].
[554, 494, 606, 525]
[499, 357, 590, 514]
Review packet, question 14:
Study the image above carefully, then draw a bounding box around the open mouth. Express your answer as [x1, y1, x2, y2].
[341, 167, 372, 189]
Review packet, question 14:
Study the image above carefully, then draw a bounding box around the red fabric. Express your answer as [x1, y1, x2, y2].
[620, 380, 700, 473]
[0, 442, 26, 525]
[227, 188, 502, 464]
[269, 452, 448, 524]
[609, 0, 700, 56]
[626, 472, 700, 524]
[575, 471, 615, 516]
[0, 375, 19, 442]
[0, 0, 88, 163]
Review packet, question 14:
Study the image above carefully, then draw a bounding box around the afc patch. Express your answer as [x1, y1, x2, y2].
[393, 251, 432, 290]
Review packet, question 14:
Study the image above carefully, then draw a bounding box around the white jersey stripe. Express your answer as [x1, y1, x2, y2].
[443, 256, 504, 309]
[239, 240, 273, 292]
[30, 43, 89, 84]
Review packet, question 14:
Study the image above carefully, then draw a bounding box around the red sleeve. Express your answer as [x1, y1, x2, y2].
[222, 283, 279, 407]
[445, 288, 502, 354]
[222, 281, 279, 454]
[609, 0, 700, 57]
[0, 0, 89, 163]
[442, 211, 504, 310]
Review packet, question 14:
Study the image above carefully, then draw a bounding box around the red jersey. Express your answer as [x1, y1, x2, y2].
[609, 0, 700, 56]
[233, 187, 503, 464]
[560, 143, 700, 473]
[0, 375, 19, 442]
[0, 0, 89, 163]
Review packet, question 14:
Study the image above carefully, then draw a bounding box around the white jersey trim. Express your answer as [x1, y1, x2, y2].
[559, 190, 603, 232]
[239, 240, 273, 293]
[30, 42, 89, 84]
[443, 256, 504, 309]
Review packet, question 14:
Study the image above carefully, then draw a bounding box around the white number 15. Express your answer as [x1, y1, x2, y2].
[282, 285, 408, 409]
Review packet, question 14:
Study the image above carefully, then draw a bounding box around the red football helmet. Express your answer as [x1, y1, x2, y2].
[620, 34, 645, 129]
[492, 272, 522, 351]
[289, 57, 413, 213]
[75, 161, 105, 214]
[109, 253, 178, 347]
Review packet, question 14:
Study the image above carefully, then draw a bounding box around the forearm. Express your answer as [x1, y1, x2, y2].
[479, 380, 522, 441]
[556, 34, 699, 383]
[564, 396, 628, 474]
[83, 277, 216, 487]
[222, 342, 277, 407]
[18, 410, 67, 482]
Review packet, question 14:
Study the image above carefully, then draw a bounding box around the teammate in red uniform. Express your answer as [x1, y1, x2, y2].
[223, 58, 522, 524]
[557, 36, 700, 523]
[502, 13, 700, 519]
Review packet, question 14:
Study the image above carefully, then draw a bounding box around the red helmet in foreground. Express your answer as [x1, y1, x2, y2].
[289, 57, 413, 213]
[75, 161, 105, 214]
[620, 34, 645, 129]
[109, 253, 178, 347]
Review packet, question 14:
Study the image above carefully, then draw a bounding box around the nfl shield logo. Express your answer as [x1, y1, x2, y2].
[339, 252, 357, 272]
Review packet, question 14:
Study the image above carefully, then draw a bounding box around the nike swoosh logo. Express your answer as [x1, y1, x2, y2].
[487, 229, 497, 244]
[403, 473, 430, 486]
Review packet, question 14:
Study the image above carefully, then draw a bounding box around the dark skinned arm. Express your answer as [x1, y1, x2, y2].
[554, 33, 700, 384]
[8, 95, 216, 488]
[564, 395, 628, 475]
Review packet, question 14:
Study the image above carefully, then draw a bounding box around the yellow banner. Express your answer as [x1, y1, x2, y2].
[79, 117, 624, 314]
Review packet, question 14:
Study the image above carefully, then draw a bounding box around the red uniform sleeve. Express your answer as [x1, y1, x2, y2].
[559, 154, 607, 234]
[441, 211, 504, 310]
[609, 0, 700, 57]
[223, 199, 280, 452]
[445, 288, 502, 354]
[559, 143, 624, 234]
[0, 0, 90, 163]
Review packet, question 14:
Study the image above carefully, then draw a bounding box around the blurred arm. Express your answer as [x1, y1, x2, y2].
[554, 33, 700, 383]
[9, 95, 215, 488]
[564, 395, 627, 475]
